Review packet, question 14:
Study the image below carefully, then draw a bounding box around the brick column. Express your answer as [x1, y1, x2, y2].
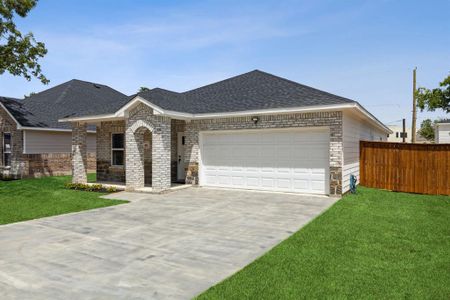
[125, 103, 172, 192]
[329, 115, 343, 196]
[152, 121, 171, 192]
[72, 122, 87, 183]
[125, 128, 146, 190]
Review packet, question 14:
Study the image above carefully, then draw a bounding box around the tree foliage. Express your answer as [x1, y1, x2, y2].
[417, 119, 435, 141]
[139, 87, 150, 93]
[417, 74, 450, 113]
[0, 0, 48, 84]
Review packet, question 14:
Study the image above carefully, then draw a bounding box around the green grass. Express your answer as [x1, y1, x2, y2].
[197, 187, 450, 299]
[0, 174, 127, 225]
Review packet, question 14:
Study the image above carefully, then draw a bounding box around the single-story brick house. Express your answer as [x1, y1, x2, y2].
[0, 80, 128, 178]
[60, 70, 391, 195]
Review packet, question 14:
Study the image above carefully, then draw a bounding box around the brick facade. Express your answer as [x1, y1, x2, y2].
[125, 103, 171, 192]
[71, 122, 88, 183]
[184, 111, 343, 195]
[96, 120, 126, 183]
[25, 153, 95, 177]
[0, 105, 26, 178]
[84, 109, 344, 195]
[171, 119, 186, 182]
[1, 106, 96, 179]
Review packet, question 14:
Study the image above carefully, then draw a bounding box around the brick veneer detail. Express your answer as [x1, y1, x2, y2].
[125, 103, 171, 192]
[71, 122, 88, 183]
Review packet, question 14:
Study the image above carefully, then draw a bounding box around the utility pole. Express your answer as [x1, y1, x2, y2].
[402, 118, 406, 143]
[411, 67, 417, 143]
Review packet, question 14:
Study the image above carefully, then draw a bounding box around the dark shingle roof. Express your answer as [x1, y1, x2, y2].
[1, 70, 357, 129]
[136, 70, 355, 114]
[0, 80, 128, 129]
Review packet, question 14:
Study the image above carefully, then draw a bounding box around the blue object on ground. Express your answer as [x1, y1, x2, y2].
[350, 174, 357, 194]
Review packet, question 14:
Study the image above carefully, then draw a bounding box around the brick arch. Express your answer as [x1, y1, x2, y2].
[128, 120, 154, 134]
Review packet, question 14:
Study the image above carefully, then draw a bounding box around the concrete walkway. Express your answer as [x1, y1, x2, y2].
[0, 187, 339, 300]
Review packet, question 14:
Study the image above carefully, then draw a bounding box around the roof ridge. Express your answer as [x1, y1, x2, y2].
[254, 70, 356, 102]
[70, 79, 127, 96]
[150, 87, 180, 94]
[182, 70, 261, 94]
[55, 80, 73, 104]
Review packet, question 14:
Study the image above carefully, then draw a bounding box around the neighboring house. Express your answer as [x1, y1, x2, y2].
[387, 125, 411, 143]
[0, 80, 128, 178]
[435, 120, 450, 143]
[60, 70, 390, 196]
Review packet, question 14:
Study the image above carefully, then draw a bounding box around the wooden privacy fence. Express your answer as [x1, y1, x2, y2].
[360, 141, 450, 195]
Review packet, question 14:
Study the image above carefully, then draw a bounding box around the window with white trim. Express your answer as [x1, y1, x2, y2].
[3, 133, 11, 167]
[111, 133, 124, 166]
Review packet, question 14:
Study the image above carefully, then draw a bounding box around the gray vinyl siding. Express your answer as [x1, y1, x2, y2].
[24, 130, 96, 154]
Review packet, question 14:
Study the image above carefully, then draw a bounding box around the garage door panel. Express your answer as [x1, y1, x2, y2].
[200, 129, 329, 194]
[276, 178, 292, 189]
[293, 179, 309, 189]
[230, 177, 243, 186]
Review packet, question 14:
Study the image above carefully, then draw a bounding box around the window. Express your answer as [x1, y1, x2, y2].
[3, 133, 11, 167]
[111, 133, 124, 166]
[396, 132, 399, 138]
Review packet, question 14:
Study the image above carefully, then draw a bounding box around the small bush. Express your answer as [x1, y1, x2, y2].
[65, 183, 117, 193]
[106, 186, 118, 193]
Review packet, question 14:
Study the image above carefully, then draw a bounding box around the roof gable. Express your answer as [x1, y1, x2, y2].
[136, 70, 355, 114]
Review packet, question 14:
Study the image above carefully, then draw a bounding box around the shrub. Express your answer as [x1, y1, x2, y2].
[65, 183, 117, 193]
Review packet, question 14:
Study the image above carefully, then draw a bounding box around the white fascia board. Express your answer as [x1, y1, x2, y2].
[57, 96, 390, 134]
[190, 103, 355, 119]
[59, 114, 121, 123]
[22, 127, 96, 133]
[115, 96, 166, 116]
[352, 103, 392, 134]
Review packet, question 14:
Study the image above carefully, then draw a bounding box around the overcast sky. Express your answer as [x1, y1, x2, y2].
[1, 0, 449, 127]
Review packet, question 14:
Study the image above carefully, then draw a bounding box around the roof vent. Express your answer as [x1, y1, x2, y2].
[93, 84, 101, 89]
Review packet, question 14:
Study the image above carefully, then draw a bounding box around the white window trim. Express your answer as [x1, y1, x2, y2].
[3, 132, 12, 168]
[111, 133, 124, 167]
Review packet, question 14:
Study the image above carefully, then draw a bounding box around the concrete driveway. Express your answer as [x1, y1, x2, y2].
[0, 187, 338, 300]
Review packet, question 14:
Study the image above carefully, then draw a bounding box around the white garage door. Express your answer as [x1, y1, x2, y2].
[199, 128, 330, 194]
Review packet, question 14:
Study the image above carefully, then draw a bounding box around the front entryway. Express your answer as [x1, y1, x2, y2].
[177, 132, 186, 181]
[199, 128, 330, 194]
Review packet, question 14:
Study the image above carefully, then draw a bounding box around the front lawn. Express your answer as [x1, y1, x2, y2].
[0, 174, 127, 225]
[197, 187, 450, 299]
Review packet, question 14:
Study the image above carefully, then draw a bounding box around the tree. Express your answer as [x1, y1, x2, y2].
[0, 0, 48, 84]
[139, 87, 150, 93]
[417, 74, 450, 113]
[24, 91, 36, 98]
[417, 119, 435, 141]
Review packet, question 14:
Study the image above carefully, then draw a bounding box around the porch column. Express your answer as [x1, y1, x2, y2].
[125, 127, 146, 190]
[152, 118, 171, 192]
[71, 122, 88, 184]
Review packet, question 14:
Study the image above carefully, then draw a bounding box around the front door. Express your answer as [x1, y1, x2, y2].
[177, 132, 186, 181]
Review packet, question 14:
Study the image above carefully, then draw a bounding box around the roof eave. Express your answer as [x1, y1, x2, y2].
[58, 97, 390, 134]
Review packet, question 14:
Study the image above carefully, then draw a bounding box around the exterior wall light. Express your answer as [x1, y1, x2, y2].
[251, 116, 260, 124]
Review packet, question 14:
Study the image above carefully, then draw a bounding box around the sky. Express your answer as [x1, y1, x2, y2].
[1, 0, 449, 127]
